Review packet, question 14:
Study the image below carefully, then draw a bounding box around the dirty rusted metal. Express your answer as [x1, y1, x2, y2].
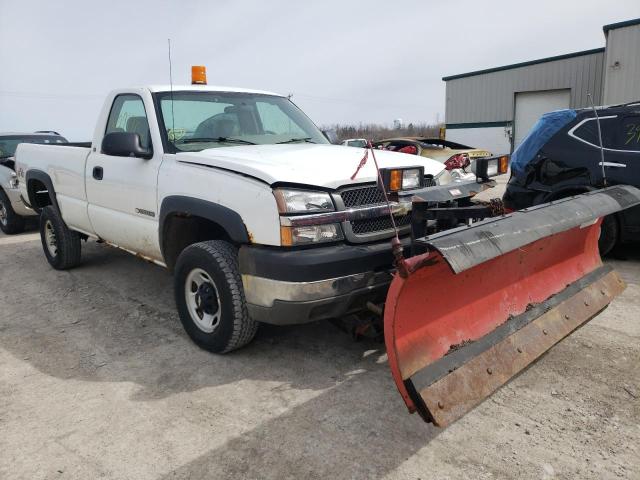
[415, 268, 624, 426]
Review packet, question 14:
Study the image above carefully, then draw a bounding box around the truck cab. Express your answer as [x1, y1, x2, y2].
[16, 82, 451, 352]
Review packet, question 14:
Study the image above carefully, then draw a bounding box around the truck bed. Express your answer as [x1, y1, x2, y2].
[16, 142, 92, 232]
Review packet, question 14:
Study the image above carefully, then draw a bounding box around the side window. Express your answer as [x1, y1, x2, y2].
[571, 117, 617, 149]
[618, 116, 640, 151]
[256, 101, 306, 136]
[105, 94, 152, 151]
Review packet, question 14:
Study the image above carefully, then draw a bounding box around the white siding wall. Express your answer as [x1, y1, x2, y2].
[603, 24, 640, 105]
[446, 126, 511, 155]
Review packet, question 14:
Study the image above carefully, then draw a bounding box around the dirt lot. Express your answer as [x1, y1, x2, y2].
[1, 227, 639, 480]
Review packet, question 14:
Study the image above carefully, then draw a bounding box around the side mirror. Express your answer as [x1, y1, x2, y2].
[322, 129, 338, 144]
[101, 132, 152, 159]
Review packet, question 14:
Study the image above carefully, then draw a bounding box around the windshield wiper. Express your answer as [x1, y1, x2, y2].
[179, 137, 256, 145]
[276, 137, 315, 144]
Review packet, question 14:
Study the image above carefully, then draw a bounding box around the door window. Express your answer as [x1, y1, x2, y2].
[105, 94, 152, 150]
[571, 117, 617, 149]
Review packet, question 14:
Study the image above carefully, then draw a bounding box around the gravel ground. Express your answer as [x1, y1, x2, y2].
[0, 226, 638, 480]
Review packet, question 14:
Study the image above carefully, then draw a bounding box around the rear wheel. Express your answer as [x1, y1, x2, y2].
[0, 189, 26, 234]
[174, 240, 258, 353]
[39, 206, 82, 269]
[598, 214, 619, 257]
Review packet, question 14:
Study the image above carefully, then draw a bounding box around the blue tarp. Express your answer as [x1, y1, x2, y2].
[511, 109, 577, 175]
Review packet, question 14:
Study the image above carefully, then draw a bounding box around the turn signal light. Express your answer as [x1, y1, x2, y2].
[498, 155, 509, 174]
[191, 65, 207, 85]
[389, 170, 403, 191]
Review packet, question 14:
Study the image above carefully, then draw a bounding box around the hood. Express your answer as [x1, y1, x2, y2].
[175, 144, 444, 189]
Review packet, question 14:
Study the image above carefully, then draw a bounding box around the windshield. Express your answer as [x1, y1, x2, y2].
[0, 135, 67, 158]
[155, 91, 329, 152]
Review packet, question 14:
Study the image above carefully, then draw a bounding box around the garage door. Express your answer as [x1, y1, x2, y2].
[514, 89, 571, 149]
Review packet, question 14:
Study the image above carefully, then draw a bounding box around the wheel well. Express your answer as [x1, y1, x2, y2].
[27, 179, 52, 210]
[162, 214, 233, 271]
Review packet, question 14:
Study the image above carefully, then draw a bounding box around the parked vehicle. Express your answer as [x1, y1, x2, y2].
[503, 102, 640, 254]
[372, 137, 495, 183]
[16, 78, 502, 354]
[0, 132, 67, 233]
[341, 138, 367, 148]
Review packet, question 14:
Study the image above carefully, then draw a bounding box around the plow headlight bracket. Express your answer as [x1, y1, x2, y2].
[475, 155, 509, 181]
[378, 166, 425, 194]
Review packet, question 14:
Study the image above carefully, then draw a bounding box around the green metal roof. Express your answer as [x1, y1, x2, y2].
[442, 48, 605, 82]
[603, 18, 640, 33]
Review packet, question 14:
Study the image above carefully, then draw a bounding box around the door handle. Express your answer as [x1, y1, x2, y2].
[93, 166, 104, 180]
[598, 162, 627, 168]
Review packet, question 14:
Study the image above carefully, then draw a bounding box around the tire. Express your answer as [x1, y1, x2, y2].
[39, 205, 82, 270]
[174, 240, 258, 353]
[0, 189, 26, 234]
[598, 214, 619, 257]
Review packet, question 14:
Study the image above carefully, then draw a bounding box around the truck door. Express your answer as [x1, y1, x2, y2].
[85, 93, 163, 260]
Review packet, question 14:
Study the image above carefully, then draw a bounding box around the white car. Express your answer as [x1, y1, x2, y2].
[341, 138, 367, 148]
[0, 132, 67, 233]
[16, 83, 453, 352]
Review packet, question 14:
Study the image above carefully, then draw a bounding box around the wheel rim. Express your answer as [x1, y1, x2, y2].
[185, 268, 221, 333]
[0, 201, 7, 226]
[44, 220, 58, 257]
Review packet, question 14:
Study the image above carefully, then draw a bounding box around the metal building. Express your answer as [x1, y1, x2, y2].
[443, 18, 640, 154]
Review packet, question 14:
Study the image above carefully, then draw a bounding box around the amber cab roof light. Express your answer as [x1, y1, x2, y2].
[191, 66, 207, 85]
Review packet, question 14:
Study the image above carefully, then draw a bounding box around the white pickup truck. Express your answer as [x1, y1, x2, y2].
[15, 84, 471, 353]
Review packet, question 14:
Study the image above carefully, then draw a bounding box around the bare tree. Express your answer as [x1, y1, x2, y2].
[324, 122, 443, 143]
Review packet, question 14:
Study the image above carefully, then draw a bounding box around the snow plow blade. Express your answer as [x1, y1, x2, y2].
[385, 185, 640, 427]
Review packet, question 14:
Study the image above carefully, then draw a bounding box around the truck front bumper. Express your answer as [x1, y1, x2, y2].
[238, 239, 408, 325]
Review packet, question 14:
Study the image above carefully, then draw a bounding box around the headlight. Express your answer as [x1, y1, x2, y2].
[401, 168, 422, 189]
[377, 166, 425, 193]
[474, 155, 510, 180]
[273, 188, 334, 213]
[280, 223, 343, 246]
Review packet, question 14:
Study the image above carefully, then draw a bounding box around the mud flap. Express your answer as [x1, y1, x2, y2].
[384, 186, 640, 426]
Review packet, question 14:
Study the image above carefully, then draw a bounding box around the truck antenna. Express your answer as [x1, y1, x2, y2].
[587, 93, 607, 187]
[168, 38, 176, 143]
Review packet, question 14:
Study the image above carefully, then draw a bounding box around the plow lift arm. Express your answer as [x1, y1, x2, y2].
[382, 170, 640, 426]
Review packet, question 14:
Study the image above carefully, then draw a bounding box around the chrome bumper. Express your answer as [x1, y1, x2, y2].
[242, 270, 393, 325]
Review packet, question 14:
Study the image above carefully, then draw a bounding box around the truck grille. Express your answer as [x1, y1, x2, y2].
[341, 176, 436, 208]
[339, 176, 435, 238]
[351, 214, 412, 235]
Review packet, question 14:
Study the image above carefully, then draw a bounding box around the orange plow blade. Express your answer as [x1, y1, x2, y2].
[385, 186, 640, 426]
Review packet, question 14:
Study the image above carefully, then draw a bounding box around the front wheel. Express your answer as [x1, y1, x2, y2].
[0, 189, 26, 234]
[174, 240, 258, 353]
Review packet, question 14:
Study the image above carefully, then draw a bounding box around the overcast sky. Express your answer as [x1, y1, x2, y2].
[0, 0, 638, 140]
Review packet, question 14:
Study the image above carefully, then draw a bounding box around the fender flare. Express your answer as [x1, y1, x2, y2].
[159, 195, 250, 257]
[24, 169, 61, 214]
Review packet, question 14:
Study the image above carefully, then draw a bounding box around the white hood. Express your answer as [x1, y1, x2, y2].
[176, 144, 444, 189]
